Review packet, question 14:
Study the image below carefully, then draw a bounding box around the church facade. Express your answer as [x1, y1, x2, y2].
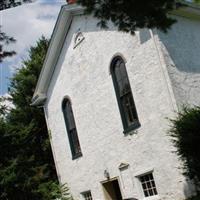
[32, 2, 200, 200]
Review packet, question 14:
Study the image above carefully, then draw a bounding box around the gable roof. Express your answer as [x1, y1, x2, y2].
[31, 2, 200, 106]
[31, 4, 84, 106]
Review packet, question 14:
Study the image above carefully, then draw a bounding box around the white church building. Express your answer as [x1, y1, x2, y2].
[32, 1, 200, 200]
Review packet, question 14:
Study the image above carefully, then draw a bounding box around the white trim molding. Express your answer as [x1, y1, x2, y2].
[31, 4, 84, 106]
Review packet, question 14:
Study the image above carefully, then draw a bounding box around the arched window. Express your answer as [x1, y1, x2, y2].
[111, 56, 140, 133]
[62, 98, 82, 159]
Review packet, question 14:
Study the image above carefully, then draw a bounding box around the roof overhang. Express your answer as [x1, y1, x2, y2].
[31, 4, 84, 106]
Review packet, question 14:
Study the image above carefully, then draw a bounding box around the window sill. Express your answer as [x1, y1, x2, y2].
[123, 121, 141, 134]
[142, 195, 160, 200]
[72, 152, 82, 160]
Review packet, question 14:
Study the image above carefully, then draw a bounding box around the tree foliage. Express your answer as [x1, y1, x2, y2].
[0, 26, 16, 63]
[0, 37, 60, 199]
[194, 0, 200, 4]
[76, 0, 181, 34]
[169, 106, 200, 191]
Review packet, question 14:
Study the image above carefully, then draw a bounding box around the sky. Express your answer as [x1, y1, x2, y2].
[0, 0, 66, 95]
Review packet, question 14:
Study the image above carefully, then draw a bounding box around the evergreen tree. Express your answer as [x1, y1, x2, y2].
[170, 106, 200, 192]
[194, 0, 200, 4]
[0, 27, 16, 63]
[0, 37, 59, 200]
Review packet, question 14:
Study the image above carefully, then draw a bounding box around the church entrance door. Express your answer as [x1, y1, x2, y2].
[102, 178, 123, 200]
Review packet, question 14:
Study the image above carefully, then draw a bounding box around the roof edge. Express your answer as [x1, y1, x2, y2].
[31, 4, 84, 106]
[30, 93, 47, 106]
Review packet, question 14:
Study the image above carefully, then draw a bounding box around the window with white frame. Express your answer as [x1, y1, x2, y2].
[82, 191, 93, 200]
[139, 173, 158, 197]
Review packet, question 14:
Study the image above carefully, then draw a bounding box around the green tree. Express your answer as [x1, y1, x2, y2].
[0, 27, 16, 63]
[76, 0, 200, 34]
[169, 106, 200, 192]
[76, 0, 180, 34]
[0, 37, 59, 200]
[194, 0, 200, 4]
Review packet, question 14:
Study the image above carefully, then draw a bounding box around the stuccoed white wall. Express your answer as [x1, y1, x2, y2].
[158, 16, 200, 108]
[44, 14, 193, 200]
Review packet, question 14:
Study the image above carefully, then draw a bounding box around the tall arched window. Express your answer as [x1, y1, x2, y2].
[62, 98, 82, 159]
[111, 56, 140, 133]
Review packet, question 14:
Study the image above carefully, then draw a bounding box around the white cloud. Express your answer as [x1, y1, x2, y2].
[1, 0, 64, 57]
[0, 0, 65, 94]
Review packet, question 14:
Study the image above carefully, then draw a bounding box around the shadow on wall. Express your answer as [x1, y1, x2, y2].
[184, 180, 198, 199]
[138, 29, 151, 44]
[157, 16, 200, 74]
[156, 16, 200, 106]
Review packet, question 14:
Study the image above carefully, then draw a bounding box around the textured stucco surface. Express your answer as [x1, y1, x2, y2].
[44, 14, 196, 200]
[158, 16, 200, 108]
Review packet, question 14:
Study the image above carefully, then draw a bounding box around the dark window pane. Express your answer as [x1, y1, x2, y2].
[63, 99, 82, 158]
[122, 96, 130, 125]
[149, 189, 153, 196]
[144, 190, 148, 197]
[122, 77, 131, 95]
[115, 64, 121, 81]
[83, 191, 93, 200]
[145, 175, 150, 181]
[121, 94, 137, 126]
[140, 173, 158, 198]
[117, 79, 124, 96]
[111, 57, 139, 130]
[117, 78, 131, 97]
[147, 181, 151, 188]
[66, 102, 76, 129]
[70, 128, 81, 155]
[142, 183, 147, 189]
[119, 61, 127, 78]
[149, 173, 153, 180]
[153, 188, 158, 195]
[140, 176, 144, 182]
[152, 180, 155, 187]
[127, 96, 135, 123]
